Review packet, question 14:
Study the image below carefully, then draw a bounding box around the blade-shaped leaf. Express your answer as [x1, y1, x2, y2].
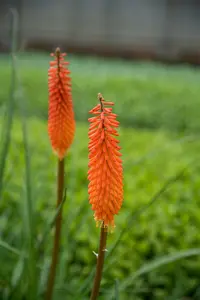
[37, 187, 67, 252]
[120, 248, 200, 290]
[0, 240, 20, 256]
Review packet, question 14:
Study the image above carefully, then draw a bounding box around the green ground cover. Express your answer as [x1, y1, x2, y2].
[0, 53, 200, 299]
[0, 53, 200, 132]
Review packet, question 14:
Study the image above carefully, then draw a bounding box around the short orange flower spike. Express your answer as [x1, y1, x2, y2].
[88, 93, 123, 229]
[48, 48, 75, 160]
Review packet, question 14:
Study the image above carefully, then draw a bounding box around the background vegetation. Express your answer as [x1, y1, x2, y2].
[1, 53, 200, 132]
[0, 52, 200, 300]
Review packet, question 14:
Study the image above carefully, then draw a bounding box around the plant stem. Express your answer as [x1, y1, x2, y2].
[90, 226, 108, 300]
[45, 158, 65, 300]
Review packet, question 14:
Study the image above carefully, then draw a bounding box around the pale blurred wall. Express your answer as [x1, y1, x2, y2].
[0, 0, 200, 61]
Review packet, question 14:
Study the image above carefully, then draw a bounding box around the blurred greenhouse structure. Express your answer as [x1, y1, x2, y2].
[0, 0, 200, 63]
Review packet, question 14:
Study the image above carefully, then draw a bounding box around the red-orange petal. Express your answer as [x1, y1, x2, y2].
[48, 48, 75, 159]
[88, 93, 123, 229]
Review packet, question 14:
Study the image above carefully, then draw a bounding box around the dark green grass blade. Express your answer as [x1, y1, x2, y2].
[120, 248, 200, 290]
[114, 279, 119, 300]
[37, 188, 67, 252]
[17, 76, 38, 300]
[9, 37, 38, 300]
[0, 9, 18, 199]
[0, 240, 20, 256]
[21, 104, 37, 300]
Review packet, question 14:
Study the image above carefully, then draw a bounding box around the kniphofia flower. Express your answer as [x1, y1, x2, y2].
[88, 93, 123, 229]
[48, 48, 75, 160]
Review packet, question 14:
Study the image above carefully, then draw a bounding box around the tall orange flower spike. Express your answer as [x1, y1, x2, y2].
[48, 47, 75, 160]
[88, 93, 123, 229]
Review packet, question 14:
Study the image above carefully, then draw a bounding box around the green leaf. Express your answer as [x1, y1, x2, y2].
[13, 26, 38, 299]
[0, 240, 20, 256]
[11, 256, 25, 288]
[0, 8, 18, 199]
[37, 187, 67, 252]
[120, 248, 200, 290]
[114, 279, 119, 300]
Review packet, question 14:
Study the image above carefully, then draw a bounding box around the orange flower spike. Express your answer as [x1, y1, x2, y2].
[48, 47, 75, 160]
[88, 93, 123, 230]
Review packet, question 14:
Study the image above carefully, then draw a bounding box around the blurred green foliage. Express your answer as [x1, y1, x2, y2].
[0, 53, 200, 132]
[0, 53, 200, 299]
